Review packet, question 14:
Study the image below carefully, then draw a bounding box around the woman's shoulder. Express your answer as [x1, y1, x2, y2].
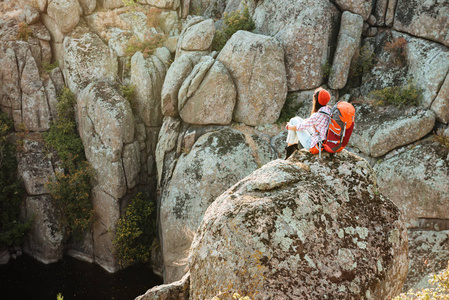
[318, 106, 331, 114]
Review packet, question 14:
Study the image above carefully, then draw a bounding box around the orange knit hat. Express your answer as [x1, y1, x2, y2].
[318, 89, 331, 105]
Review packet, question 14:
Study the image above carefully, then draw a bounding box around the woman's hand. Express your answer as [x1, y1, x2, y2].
[286, 123, 296, 131]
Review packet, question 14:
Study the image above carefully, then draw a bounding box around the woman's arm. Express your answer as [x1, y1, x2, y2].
[287, 114, 318, 131]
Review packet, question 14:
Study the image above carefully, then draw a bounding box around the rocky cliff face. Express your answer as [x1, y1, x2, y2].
[0, 0, 448, 297]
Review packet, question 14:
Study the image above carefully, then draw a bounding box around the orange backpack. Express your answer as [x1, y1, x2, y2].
[310, 101, 355, 156]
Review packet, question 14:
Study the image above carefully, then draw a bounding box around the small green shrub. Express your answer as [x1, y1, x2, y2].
[42, 61, 59, 74]
[120, 84, 136, 110]
[322, 60, 332, 81]
[124, 33, 166, 58]
[17, 22, 33, 41]
[44, 88, 94, 238]
[351, 44, 375, 78]
[434, 129, 449, 149]
[45, 158, 94, 237]
[113, 193, 157, 265]
[277, 93, 305, 124]
[0, 112, 31, 247]
[43, 88, 85, 164]
[393, 261, 449, 299]
[122, 0, 137, 7]
[212, 6, 255, 51]
[370, 81, 423, 108]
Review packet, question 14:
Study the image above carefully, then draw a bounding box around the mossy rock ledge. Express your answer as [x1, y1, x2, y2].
[189, 150, 408, 300]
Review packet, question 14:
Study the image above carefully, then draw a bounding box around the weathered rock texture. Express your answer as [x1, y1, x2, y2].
[217, 31, 287, 126]
[161, 53, 203, 117]
[328, 11, 364, 90]
[350, 104, 436, 158]
[159, 125, 276, 283]
[393, 0, 449, 47]
[374, 138, 449, 228]
[130, 51, 167, 128]
[253, 0, 339, 91]
[136, 272, 190, 300]
[404, 230, 449, 291]
[24, 195, 64, 264]
[190, 150, 408, 299]
[178, 56, 236, 125]
[0, 20, 53, 131]
[360, 30, 449, 122]
[432, 73, 449, 124]
[176, 17, 214, 59]
[63, 32, 118, 95]
[334, 0, 373, 20]
[77, 81, 138, 272]
[47, 0, 81, 33]
[0, 17, 68, 265]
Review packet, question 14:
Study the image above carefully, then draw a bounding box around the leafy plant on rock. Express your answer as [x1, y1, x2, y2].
[113, 192, 157, 265]
[370, 80, 423, 108]
[433, 129, 449, 149]
[120, 83, 136, 110]
[16, 22, 33, 41]
[0, 112, 31, 247]
[212, 6, 255, 51]
[42, 61, 59, 74]
[124, 33, 166, 58]
[44, 88, 94, 238]
[350, 44, 375, 78]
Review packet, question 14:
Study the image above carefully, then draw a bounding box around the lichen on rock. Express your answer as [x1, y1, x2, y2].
[189, 150, 408, 299]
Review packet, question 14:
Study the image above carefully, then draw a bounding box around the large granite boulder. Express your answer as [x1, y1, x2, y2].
[350, 104, 436, 158]
[374, 138, 449, 228]
[47, 0, 81, 33]
[179, 19, 215, 51]
[328, 11, 364, 90]
[393, 0, 449, 47]
[160, 127, 276, 283]
[217, 31, 287, 126]
[130, 51, 167, 128]
[161, 53, 203, 117]
[190, 150, 408, 299]
[176, 17, 214, 59]
[63, 32, 118, 95]
[178, 56, 236, 125]
[253, 0, 340, 91]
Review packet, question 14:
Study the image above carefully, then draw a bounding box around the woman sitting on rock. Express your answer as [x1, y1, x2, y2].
[285, 88, 331, 159]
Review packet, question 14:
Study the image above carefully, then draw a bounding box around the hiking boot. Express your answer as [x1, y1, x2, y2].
[285, 144, 299, 159]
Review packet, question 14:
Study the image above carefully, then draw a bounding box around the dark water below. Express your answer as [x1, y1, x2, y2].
[0, 254, 162, 300]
